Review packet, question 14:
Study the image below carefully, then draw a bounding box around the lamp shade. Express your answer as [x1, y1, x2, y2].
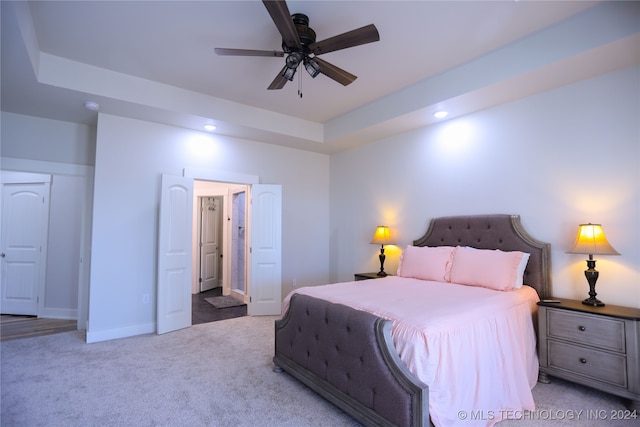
[371, 226, 392, 245]
[567, 223, 620, 256]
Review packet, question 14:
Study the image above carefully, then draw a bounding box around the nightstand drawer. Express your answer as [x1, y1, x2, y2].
[548, 340, 627, 388]
[547, 309, 625, 352]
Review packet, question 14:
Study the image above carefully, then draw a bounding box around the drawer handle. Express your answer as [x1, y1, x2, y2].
[578, 325, 586, 332]
[579, 358, 587, 364]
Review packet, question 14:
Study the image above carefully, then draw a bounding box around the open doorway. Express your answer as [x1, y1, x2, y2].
[157, 173, 281, 335]
[191, 288, 246, 324]
[191, 181, 248, 325]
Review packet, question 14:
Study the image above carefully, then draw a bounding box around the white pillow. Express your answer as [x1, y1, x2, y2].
[513, 252, 530, 289]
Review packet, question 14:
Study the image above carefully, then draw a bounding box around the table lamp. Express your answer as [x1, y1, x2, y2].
[371, 226, 393, 277]
[567, 223, 619, 307]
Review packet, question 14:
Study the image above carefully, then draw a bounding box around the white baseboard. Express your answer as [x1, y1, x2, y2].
[86, 322, 155, 343]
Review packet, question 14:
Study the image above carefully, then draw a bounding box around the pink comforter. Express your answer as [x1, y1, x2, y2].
[282, 276, 540, 427]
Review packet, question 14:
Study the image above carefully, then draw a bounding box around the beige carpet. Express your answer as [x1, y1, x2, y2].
[1, 315, 636, 426]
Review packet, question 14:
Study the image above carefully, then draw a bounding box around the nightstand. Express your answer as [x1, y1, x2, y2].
[537, 298, 640, 410]
[354, 272, 392, 281]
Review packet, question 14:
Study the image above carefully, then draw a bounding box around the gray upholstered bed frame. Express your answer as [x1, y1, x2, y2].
[273, 214, 551, 427]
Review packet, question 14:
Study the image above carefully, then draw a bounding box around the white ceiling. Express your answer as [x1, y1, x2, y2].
[2, 1, 638, 154]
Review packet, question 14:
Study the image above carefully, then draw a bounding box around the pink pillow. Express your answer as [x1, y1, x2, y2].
[449, 246, 530, 291]
[397, 245, 456, 282]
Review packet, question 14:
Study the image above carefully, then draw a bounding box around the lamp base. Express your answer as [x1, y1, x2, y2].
[582, 297, 605, 307]
[377, 245, 387, 277]
[582, 258, 605, 307]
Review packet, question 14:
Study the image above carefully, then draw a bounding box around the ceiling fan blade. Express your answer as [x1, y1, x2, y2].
[313, 57, 357, 86]
[309, 24, 380, 55]
[267, 67, 289, 90]
[262, 0, 301, 50]
[214, 48, 284, 57]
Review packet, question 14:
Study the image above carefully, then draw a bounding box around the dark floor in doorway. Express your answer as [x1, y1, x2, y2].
[192, 287, 247, 325]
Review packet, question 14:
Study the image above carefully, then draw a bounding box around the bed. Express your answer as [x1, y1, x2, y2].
[273, 214, 551, 427]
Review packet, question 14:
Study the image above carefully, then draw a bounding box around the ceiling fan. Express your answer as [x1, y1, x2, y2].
[214, 0, 380, 90]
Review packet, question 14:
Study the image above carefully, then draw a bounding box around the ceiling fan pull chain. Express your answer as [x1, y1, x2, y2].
[298, 66, 303, 98]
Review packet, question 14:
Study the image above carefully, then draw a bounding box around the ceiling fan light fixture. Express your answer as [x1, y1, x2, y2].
[304, 57, 321, 78]
[285, 52, 302, 69]
[281, 52, 302, 81]
[281, 64, 297, 81]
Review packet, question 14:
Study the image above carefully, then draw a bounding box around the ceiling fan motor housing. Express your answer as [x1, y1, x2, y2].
[284, 13, 316, 53]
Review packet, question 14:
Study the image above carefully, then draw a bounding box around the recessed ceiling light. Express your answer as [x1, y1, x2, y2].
[434, 111, 448, 119]
[83, 101, 100, 111]
[204, 124, 217, 132]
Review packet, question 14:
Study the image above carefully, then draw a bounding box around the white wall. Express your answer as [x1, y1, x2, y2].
[88, 114, 330, 341]
[330, 65, 640, 308]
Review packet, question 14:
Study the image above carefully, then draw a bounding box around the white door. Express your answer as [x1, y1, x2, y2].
[247, 184, 282, 316]
[157, 174, 193, 334]
[1, 173, 51, 316]
[200, 197, 221, 292]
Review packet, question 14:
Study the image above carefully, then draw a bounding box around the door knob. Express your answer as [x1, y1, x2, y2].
[0, 253, 5, 258]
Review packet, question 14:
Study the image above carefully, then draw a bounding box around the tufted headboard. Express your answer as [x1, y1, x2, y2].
[413, 214, 551, 299]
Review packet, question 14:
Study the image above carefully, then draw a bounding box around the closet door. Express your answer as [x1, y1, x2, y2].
[1, 172, 51, 316]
